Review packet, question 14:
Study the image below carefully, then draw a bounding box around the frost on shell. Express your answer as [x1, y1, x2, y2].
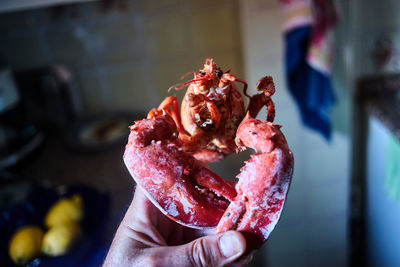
[165, 201, 179, 217]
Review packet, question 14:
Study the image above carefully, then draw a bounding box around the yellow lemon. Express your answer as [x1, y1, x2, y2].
[9, 225, 43, 265]
[42, 222, 82, 256]
[45, 194, 83, 228]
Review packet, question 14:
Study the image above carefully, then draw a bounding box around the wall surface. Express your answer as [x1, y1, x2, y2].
[353, 0, 400, 77]
[0, 0, 244, 114]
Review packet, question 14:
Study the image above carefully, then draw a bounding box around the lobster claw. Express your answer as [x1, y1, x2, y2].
[216, 116, 294, 249]
[124, 115, 238, 228]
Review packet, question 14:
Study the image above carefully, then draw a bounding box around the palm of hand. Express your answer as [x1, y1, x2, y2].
[126, 186, 213, 247]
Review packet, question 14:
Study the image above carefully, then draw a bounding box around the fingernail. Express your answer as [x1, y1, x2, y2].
[218, 232, 244, 258]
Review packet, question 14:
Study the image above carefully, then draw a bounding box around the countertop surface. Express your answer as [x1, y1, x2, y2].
[14, 133, 135, 219]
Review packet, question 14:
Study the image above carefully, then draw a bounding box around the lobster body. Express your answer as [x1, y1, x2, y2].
[181, 82, 245, 161]
[169, 58, 247, 162]
[123, 59, 294, 248]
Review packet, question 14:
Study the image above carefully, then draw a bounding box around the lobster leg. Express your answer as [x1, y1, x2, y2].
[247, 76, 276, 122]
[220, 72, 249, 98]
[148, 96, 189, 137]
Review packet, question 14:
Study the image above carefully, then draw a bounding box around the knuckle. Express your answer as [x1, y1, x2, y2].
[189, 238, 213, 267]
[128, 249, 161, 267]
[146, 254, 161, 267]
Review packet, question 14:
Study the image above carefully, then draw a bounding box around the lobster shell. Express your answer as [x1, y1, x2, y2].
[124, 64, 294, 249]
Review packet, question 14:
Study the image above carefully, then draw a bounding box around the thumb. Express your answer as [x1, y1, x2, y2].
[153, 230, 247, 267]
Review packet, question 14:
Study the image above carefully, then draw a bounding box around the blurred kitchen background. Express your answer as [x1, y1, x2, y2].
[1, 0, 400, 266]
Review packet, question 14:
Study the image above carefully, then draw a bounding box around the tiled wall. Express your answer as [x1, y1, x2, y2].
[0, 0, 244, 114]
[240, 0, 350, 266]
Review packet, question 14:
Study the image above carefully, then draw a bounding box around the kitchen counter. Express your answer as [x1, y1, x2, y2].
[14, 133, 135, 219]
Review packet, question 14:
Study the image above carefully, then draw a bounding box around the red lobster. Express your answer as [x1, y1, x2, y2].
[124, 58, 294, 249]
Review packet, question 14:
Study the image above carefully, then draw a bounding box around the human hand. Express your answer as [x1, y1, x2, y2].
[103, 186, 251, 266]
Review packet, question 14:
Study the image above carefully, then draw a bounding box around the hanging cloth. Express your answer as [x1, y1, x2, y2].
[278, 0, 338, 139]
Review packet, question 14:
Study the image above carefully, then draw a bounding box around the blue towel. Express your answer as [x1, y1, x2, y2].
[284, 26, 336, 140]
